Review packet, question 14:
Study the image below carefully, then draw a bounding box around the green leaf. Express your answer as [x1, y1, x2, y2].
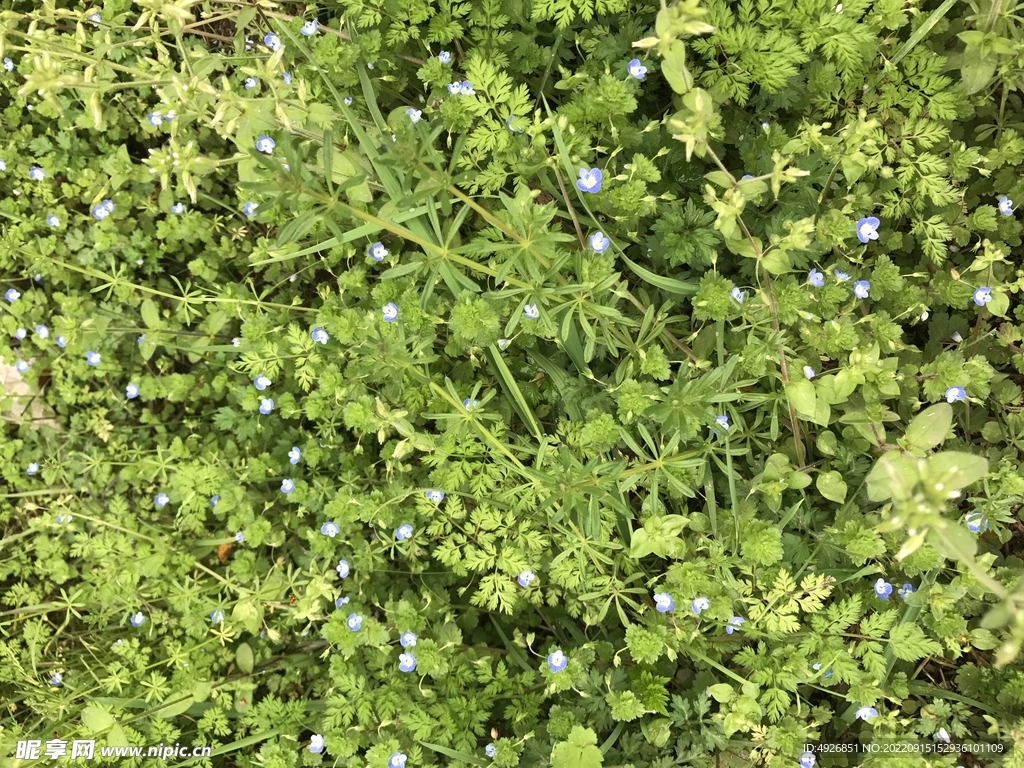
[816, 471, 848, 503]
[618, 253, 697, 296]
[141, 298, 161, 329]
[236, 642, 254, 674]
[231, 600, 263, 635]
[419, 742, 490, 766]
[961, 46, 996, 95]
[986, 289, 1010, 318]
[901, 403, 952, 455]
[551, 727, 604, 768]
[707, 683, 735, 703]
[865, 452, 918, 502]
[153, 694, 195, 719]
[927, 452, 988, 490]
[484, 345, 544, 440]
[81, 705, 115, 734]
[785, 379, 816, 418]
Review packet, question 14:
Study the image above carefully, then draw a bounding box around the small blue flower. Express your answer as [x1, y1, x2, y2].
[803, 366, 816, 379]
[517, 570, 535, 587]
[154, 492, 169, 508]
[524, 304, 539, 320]
[343, 96, 353, 105]
[336, 559, 350, 578]
[497, 338, 511, 350]
[726, 616, 746, 634]
[321, 522, 340, 537]
[799, 751, 816, 768]
[56, 335, 67, 347]
[855, 706, 878, 721]
[936, 728, 950, 743]
[853, 280, 870, 299]
[50, 673, 63, 687]
[254, 375, 271, 390]
[126, 383, 139, 399]
[812, 662, 833, 678]
[163, 110, 176, 122]
[398, 652, 417, 672]
[263, 32, 282, 51]
[129, 612, 145, 627]
[486, 745, 497, 758]
[833, 269, 850, 281]
[29, 166, 44, 181]
[576, 167, 603, 194]
[27, 463, 39, 475]
[171, 202, 184, 214]
[856, 216, 880, 244]
[300, 19, 319, 36]
[438, 50, 452, 63]
[730, 287, 746, 304]
[382, 302, 399, 322]
[807, 269, 823, 287]
[308, 735, 325, 754]
[259, 398, 274, 414]
[505, 114, 525, 133]
[15, 328, 26, 339]
[447, 82, 461, 94]
[999, 196, 1014, 215]
[210, 609, 224, 624]
[426, 489, 445, 503]
[396, 523, 414, 540]
[951, 331, 963, 343]
[369, 242, 388, 262]
[147, 112, 162, 126]
[463, 398, 479, 411]
[288, 446, 301, 464]
[407, 107, 422, 124]
[346, 613, 362, 631]
[244, 77, 258, 90]
[898, 583, 915, 600]
[14, 361, 28, 374]
[873, 578, 893, 600]
[2, 57, 12, 72]
[137, 334, 145, 345]
[86, 351, 101, 366]
[627, 58, 647, 79]
[654, 592, 675, 612]
[210, 495, 219, 507]
[281, 478, 294, 494]
[945, 385, 966, 403]
[4, 288, 20, 302]
[740, 174, 753, 180]
[691, 597, 710, 614]
[401, 631, 417, 647]
[547, 649, 568, 673]
[973, 286, 992, 306]
[88, 12, 100, 24]
[388, 753, 407, 768]
[282, 71, 292, 85]
[47, 214, 59, 226]
[243, 201, 258, 217]
[311, 327, 329, 344]
[235, 531, 244, 542]
[255, 134, 276, 154]
[335, 596, 350, 608]
[92, 199, 114, 220]
[459, 80, 475, 95]
[33, 274, 42, 282]
[715, 415, 730, 431]
[964, 511, 988, 533]
[588, 232, 610, 253]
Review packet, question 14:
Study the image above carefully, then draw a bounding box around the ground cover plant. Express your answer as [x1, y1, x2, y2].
[3, 0, 1024, 765]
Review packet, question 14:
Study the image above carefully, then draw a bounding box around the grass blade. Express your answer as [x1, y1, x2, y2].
[484, 344, 544, 440]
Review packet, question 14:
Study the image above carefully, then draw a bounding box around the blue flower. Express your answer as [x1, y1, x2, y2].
[730, 287, 746, 303]
[383, 302, 399, 322]
[973, 286, 992, 306]
[726, 616, 746, 634]
[336, 559, 350, 578]
[344, 96, 353, 105]
[486, 745, 497, 758]
[210, 609, 224, 624]
[147, 112, 162, 126]
[4, 288, 20, 302]
[547, 649, 568, 673]
[163, 110, 176, 122]
[855, 706, 878, 721]
[964, 511, 988, 533]
[803, 366, 816, 379]
[137, 334, 145, 345]
[691, 597, 710, 614]
[154, 493, 169, 508]
[232, 337, 241, 347]
[898, 583, 915, 600]
[129, 612, 145, 627]
[463, 398, 479, 411]
[288, 446, 301, 464]
[27, 463, 39, 475]
[282, 71, 292, 85]
[171, 202, 184, 214]
[524, 304, 539, 320]
[308, 735, 325, 754]
[799, 751, 816, 768]
[264, 32, 282, 51]
[833, 269, 850, 281]
[873, 578, 892, 600]
[346, 613, 362, 631]
[33, 274, 42, 282]
[92, 199, 114, 220]
[518, 570, 535, 587]
[50, 673, 63, 687]
[14, 361, 28, 374]
[321, 522, 340, 537]
[254, 375, 271, 390]
[951, 331, 963, 343]
[336, 596, 350, 608]
[715, 415, 730, 431]
[244, 77, 258, 90]
[235, 531, 244, 542]
[86, 351, 101, 366]
[654, 592, 675, 612]
[853, 280, 870, 299]
[243, 201, 258, 217]
[29, 166, 44, 180]
[388, 753, 407, 768]
[398, 652, 417, 672]
[259, 398, 274, 414]
[812, 662, 833, 678]
[281, 478, 294, 494]
[14, 328, 26, 339]
[210, 495, 219, 507]
[255, 134, 275, 154]
[447, 82, 461, 94]
[426, 489, 445, 503]
[497, 338, 511, 350]
[2, 57, 12, 71]
[56, 335, 67, 347]
[936, 728, 950, 743]
[401, 631, 417, 647]
[300, 19, 319, 36]
[126, 383, 139, 399]
[856, 216, 880, 243]
[459, 80, 475, 95]
[945, 385, 966, 403]
[740, 174, 753, 180]
[589, 232, 610, 253]
[407, 107, 422, 124]
[627, 58, 647, 79]
[311, 327, 329, 344]
[369, 242, 388, 261]
[396, 523, 413, 540]
[575, 167, 603, 194]
[47, 214, 59, 226]
[999, 196, 1014, 215]
[438, 50, 452, 63]
[88, 12, 100, 24]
